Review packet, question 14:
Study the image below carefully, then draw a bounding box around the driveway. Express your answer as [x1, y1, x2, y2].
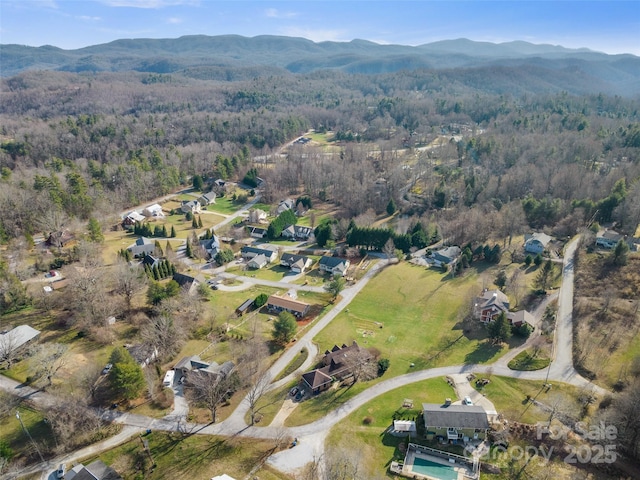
[448, 373, 498, 421]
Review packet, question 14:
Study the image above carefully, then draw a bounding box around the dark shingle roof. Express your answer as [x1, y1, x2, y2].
[422, 403, 489, 429]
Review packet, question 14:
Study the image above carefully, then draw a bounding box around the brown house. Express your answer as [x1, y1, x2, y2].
[266, 294, 310, 318]
[301, 341, 372, 394]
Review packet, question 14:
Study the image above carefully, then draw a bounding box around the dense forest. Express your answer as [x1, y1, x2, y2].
[1, 64, 639, 249]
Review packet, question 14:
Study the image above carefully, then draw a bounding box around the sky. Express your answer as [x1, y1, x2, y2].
[1, 0, 639, 55]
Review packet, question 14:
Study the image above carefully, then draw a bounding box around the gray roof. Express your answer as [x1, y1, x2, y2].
[525, 232, 552, 246]
[70, 460, 123, 480]
[318, 256, 348, 268]
[422, 403, 490, 429]
[0, 325, 40, 350]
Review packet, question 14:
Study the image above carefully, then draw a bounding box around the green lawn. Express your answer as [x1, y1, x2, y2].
[274, 347, 309, 381]
[323, 377, 456, 478]
[226, 263, 294, 282]
[205, 195, 248, 215]
[472, 375, 586, 424]
[82, 431, 294, 480]
[507, 350, 550, 371]
[314, 262, 498, 379]
[0, 405, 54, 465]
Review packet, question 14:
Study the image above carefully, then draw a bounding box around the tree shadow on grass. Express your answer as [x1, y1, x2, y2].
[464, 340, 504, 364]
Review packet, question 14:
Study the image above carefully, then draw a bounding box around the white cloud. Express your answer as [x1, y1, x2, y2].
[77, 15, 101, 21]
[167, 17, 183, 24]
[265, 8, 297, 19]
[101, 0, 198, 8]
[280, 27, 347, 43]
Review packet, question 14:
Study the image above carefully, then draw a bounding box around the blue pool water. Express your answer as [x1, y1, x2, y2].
[411, 456, 459, 480]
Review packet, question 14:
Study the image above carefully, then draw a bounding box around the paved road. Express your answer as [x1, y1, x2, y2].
[1, 235, 610, 479]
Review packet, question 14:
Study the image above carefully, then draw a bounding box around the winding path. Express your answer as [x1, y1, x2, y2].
[1, 237, 609, 479]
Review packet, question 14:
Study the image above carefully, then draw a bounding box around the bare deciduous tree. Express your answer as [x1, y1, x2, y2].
[28, 343, 68, 388]
[186, 370, 239, 423]
[114, 259, 147, 312]
[0, 329, 21, 368]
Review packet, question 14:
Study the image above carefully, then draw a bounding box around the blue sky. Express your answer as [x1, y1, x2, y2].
[1, 1, 639, 55]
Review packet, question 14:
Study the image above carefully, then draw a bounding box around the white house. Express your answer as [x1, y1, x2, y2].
[524, 232, 552, 254]
[142, 203, 164, 218]
[318, 256, 350, 276]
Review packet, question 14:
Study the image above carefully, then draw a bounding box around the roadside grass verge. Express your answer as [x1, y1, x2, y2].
[83, 432, 294, 480]
[508, 350, 550, 371]
[274, 347, 309, 381]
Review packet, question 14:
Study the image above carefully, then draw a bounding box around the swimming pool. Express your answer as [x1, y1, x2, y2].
[411, 456, 459, 480]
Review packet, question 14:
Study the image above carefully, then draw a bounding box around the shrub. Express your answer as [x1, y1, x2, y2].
[378, 358, 390, 376]
[363, 416, 374, 425]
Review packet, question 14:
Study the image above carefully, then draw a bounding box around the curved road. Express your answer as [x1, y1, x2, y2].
[1, 236, 609, 479]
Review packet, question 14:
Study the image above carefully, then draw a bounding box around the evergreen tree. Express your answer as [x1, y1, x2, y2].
[185, 237, 193, 258]
[170, 225, 176, 238]
[192, 216, 198, 228]
[152, 265, 160, 281]
[87, 217, 104, 243]
[488, 312, 512, 343]
[272, 312, 298, 347]
[386, 198, 397, 216]
[198, 216, 203, 228]
[162, 225, 168, 237]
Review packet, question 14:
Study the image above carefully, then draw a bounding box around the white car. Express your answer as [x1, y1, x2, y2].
[56, 463, 66, 478]
[463, 396, 473, 405]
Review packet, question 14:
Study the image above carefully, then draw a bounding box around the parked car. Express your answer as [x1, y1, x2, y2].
[463, 396, 473, 405]
[56, 463, 66, 478]
[295, 390, 306, 401]
[102, 363, 113, 375]
[289, 387, 299, 397]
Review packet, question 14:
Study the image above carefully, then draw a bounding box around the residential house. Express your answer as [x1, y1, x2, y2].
[65, 460, 124, 480]
[281, 224, 313, 240]
[596, 229, 624, 249]
[122, 211, 145, 228]
[0, 325, 40, 358]
[172, 272, 202, 295]
[475, 289, 534, 329]
[422, 402, 490, 443]
[174, 355, 235, 384]
[524, 232, 552, 254]
[141, 254, 161, 269]
[508, 310, 535, 328]
[46, 229, 75, 248]
[280, 253, 313, 273]
[235, 299, 254, 316]
[429, 246, 461, 268]
[267, 294, 310, 318]
[301, 369, 333, 395]
[180, 200, 201, 214]
[301, 341, 372, 394]
[474, 289, 510, 324]
[318, 256, 350, 276]
[276, 198, 295, 215]
[47, 277, 70, 291]
[127, 237, 156, 258]
[198, 191, 217, 206]
[142, 203, 164, 218]
[126, 344, 158, 368]
[247, 254, 268, 269]
[241, 245, 278, 263]
[247, 226, 268, 239]
[200, 236, 220, 260]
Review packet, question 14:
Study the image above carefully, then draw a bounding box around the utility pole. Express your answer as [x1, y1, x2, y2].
[16, 410, 45, 463]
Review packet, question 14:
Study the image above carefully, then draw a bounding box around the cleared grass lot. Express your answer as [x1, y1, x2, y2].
[314, 262, 498, 378]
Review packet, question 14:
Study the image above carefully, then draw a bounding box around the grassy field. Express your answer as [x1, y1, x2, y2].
[82, 431, 294, 480]
[314, 262, 498, 378]
[324, 377, 456, 478]
[226, 263, 295, 282]
[274, 347, 309, 381]
[0, 404, 53, 465]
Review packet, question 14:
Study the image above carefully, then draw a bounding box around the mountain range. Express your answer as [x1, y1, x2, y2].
[2, 35, 640, 96]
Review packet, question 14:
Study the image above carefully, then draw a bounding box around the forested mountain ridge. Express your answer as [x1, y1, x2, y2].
[3, 35, 640, 96]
